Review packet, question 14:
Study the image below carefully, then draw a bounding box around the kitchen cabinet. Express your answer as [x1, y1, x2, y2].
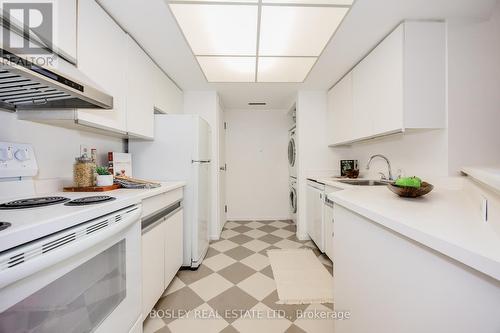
[154, 68, 183, 115]
[55, 0, 77, 63]
[164, 209, 183, 289]
[327, 21, 446, 146]
[142, 215, 167, 318]
[327, 72, 354, 144]
[323, 185, 341, 260]
[126, 36, 155, 139]
[306, 180, 325, 252]
[76, 0, 128, 134]
[332, 204, 500, 333]
[141, 191, 184, 318]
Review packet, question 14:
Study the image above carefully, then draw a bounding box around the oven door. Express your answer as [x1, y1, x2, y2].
[0, 205, 142, 333]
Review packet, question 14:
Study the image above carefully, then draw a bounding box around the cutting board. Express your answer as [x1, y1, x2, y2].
[63, 184, 120, 192]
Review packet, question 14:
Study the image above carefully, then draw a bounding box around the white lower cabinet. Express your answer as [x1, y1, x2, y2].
[164, 210, 183, 290]
[306, 180, 325, 252]
[141, 203, 183, 319]
[333, 204, 500, 333]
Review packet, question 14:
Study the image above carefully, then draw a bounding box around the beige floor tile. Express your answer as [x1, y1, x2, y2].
[271, 229, 295, 239]
[274, 239, 303, 249]
[168, 303, 229, 333]
[243, 239, 270, 252]
[270, 221, 289, 228]
[202, 253, 237, 272]
[293, 303, 335, 333]
[211, 239, 239, 252]
[163, 276, 186, 296]
[244, 229, 268, 239]
[188, 273, 233, 301]
[241, 253, 270, 271]
[221, 229, 239, 239]
[246, 221, 265, 229]
[143, 316, 167, 333]
[224, 221, 240, 229]
[232, 303, 292, 333]
[237, 272, 276, 301]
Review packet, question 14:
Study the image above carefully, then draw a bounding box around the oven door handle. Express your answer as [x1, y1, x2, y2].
[0, 206, 141, 290]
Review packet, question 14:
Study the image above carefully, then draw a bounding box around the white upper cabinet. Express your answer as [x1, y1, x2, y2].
[126, 36, 155, 139]
[327, 21, 446, 146]
[77, 0, 128, 134]
[327, 72, 353, 144]
[55, 0, 77, 63]
[154, 68, 183, 115]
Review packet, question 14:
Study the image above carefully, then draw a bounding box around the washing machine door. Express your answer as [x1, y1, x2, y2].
[289, 186, 297, 214]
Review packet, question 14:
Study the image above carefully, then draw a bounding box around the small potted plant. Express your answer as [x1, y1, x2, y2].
[95, 166, 114, 187]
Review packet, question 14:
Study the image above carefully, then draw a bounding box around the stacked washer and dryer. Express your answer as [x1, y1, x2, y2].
[288, 127, 297, 223]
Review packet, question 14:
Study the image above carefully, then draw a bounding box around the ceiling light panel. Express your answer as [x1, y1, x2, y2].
[257, 57, 316, 82]
[197, 56, 256, 82]
[172, 0, 258, 2]
[169, 4, 258, 56]
[262, 0, 352, 4]
[259, 6, 348, 56]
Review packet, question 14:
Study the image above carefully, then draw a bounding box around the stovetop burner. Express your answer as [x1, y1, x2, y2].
[65, 196, 116, 206]
[0, 197, 70, 210]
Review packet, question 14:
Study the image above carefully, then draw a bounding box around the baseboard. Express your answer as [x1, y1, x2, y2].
[296, 233, 310, 241]
[209, 234, 220, 241]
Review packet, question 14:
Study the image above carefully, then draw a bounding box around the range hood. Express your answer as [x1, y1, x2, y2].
[0, 49, 113, 111]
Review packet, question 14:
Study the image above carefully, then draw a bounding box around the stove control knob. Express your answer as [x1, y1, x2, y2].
[14, 148, 30, 162]
[0, 148, 13, 162]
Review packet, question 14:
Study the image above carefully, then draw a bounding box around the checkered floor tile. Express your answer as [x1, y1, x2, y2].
[144, 220, 334, 333]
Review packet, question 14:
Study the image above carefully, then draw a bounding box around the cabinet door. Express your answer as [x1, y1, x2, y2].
[327, 72, 353, 145]
[142, 218, 166, 318]
[154, 68, 183, 114]
[77, 0, 127, 133]
[353, 25, 404, 138]
[55, 0, 77, 63]
[126, 36, 155, 139]
[164, 209, 183, 290]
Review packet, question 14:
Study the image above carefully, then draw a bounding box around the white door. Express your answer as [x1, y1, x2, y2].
[219, 116, 227, 232]
[195, 118, 211, 161]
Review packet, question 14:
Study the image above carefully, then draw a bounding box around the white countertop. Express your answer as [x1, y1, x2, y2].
[326, 180, 500, 281]
[0, 181, 186, 252]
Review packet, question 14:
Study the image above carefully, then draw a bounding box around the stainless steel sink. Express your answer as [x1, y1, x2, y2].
[337, 179, 390, 186]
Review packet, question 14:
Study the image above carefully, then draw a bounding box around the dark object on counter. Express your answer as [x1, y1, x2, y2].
[388, 182, 434, 198]
[345, 169, 360, 179]
[341, 160, 358, 176]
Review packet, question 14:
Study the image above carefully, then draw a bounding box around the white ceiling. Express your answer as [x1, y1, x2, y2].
[98, 0, 497, 109]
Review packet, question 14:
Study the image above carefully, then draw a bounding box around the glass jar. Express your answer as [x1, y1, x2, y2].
[73, 157, 96, 187]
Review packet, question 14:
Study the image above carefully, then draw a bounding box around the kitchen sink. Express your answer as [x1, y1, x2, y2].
[337, 179, 390, 186]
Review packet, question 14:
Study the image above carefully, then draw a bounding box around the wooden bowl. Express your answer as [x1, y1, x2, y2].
[387, 182, 434, 198]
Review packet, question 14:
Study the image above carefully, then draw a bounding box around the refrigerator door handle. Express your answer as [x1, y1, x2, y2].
[192, 160, 211, 163]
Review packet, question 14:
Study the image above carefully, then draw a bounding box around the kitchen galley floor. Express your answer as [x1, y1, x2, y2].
[144, 220, 334, 333]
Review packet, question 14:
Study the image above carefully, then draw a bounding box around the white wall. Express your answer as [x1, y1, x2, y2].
[447, 3, 500, 175]
[0, 112, 125, 182]
[225, 109, 290, 221]
[183, 91, 222, 239]
[296, 91, 335, 239]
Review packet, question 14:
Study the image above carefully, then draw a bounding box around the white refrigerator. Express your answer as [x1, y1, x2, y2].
[129, 114, 211, 268]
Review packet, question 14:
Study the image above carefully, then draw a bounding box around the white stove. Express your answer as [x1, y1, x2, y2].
[0, 142, 143, 333]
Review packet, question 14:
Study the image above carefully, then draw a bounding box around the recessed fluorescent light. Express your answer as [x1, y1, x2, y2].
[169, 4, 258, 56]
[197, 56, 256, 82]
[257, 57, 316, 82]
[262, 0, 353, 4]
[259, 6, 348, 56]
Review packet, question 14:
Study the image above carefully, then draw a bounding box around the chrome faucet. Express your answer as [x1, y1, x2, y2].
[366, 154, 394, 181]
